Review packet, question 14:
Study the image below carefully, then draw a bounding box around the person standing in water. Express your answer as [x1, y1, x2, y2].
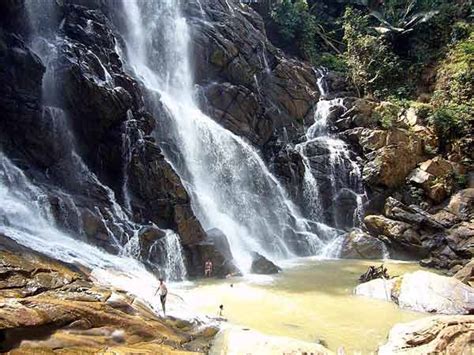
[204, 259, 213, 277]
[155, 278, 168, 316]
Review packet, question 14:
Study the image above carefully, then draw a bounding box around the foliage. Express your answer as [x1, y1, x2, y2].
[434, 26, 474, 105]
[315, 53, 348, 72]
[270, 0, 471, 102]
[373, 101, 401, 128]
[425, 22, 474, 150]
[271, 0, 344, 68]
[427, 104, 471, 149]
[271, 0, 304, 44]
[409, 102, 433, 121]
[455, 173, 469, 189]
[369, 0, 439, 39]
[271, 0, 317, 62]
[451, 21, 472, 43]
[343, 8, 402, 97]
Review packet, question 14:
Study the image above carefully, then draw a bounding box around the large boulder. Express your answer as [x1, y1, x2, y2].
[355, 271, 474, 315]
[250, 252, 281, 275]
[447, 188, 474, 221]
[206, 228, 234, 260]
[407, 156, 457, 204]
[445, 222, 474, 260]
[364, 196, 474, 269]
[345, 127, 425, 189]
[398, 271, 474, 314]
[364, 214, 427, 258]
[455, 259, 474, 286]
[354, 278, 396, 301]
[379, 316, 474, 354]
[383, 197, 443, 229]
[420, 156, 454, 177]
[340, 230, 387, 259]
[363, 141, 424, 189]
[210, 328, 331, 355]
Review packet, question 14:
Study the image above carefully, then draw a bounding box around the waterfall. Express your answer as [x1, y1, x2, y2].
[295, 70, 366, 236]
[120, 0, 323, 271]
[161, 230, 188, 281]
[16, 0, 188, 281]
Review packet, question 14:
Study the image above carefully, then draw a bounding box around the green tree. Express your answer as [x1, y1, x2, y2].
[271, 0, 340, 65]
[342, 7, 402, 97]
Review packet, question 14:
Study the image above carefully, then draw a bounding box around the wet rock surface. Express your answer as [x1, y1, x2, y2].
[184, 228, 241, 279]
[1, 0, 469, 277]
[250, 252, 281, 274]
[0, 237, 217, 353]
[188, 0, 319, 147]
[0, 0, 208, 273]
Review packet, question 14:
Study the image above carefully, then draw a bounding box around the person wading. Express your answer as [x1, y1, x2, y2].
[155, 278, 168, 316]
[204, 259, 213, 277]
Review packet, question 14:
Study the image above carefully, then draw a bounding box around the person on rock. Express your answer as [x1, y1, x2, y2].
[155, 278, 168, 316]
[204, 259, 213, 277]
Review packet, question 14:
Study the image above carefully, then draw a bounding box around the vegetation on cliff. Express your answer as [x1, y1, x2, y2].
[269, 0, 473, 144]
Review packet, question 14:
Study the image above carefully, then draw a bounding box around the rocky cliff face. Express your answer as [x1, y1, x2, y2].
[0, 0, 211, 276]
[338, 97, 473, 271]
[0, 0, 472, 351]
[1, 0, 472, 278]
[0, 0, 324, 280]
[187, 0, 319, 145]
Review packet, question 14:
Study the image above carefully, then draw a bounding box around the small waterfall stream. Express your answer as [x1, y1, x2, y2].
[295, 70, 366, 254]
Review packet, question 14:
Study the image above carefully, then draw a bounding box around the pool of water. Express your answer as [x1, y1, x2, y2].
[180, 258, 428, 354]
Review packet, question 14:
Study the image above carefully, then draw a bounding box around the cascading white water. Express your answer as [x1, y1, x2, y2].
[120, 0, 322, 271]
[18, 0, 188, 281]
[295, 70, 366, 235]
[0, 153, 168, 308]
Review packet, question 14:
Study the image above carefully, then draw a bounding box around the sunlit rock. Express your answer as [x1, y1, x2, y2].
[0, 247, 215, 353]
[354, 278, 396, 301]
[355, 270, 474, 315]
[455, 259, 474, 286]
[379, 315, 474, 354]
[210, 328, 333, 355]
